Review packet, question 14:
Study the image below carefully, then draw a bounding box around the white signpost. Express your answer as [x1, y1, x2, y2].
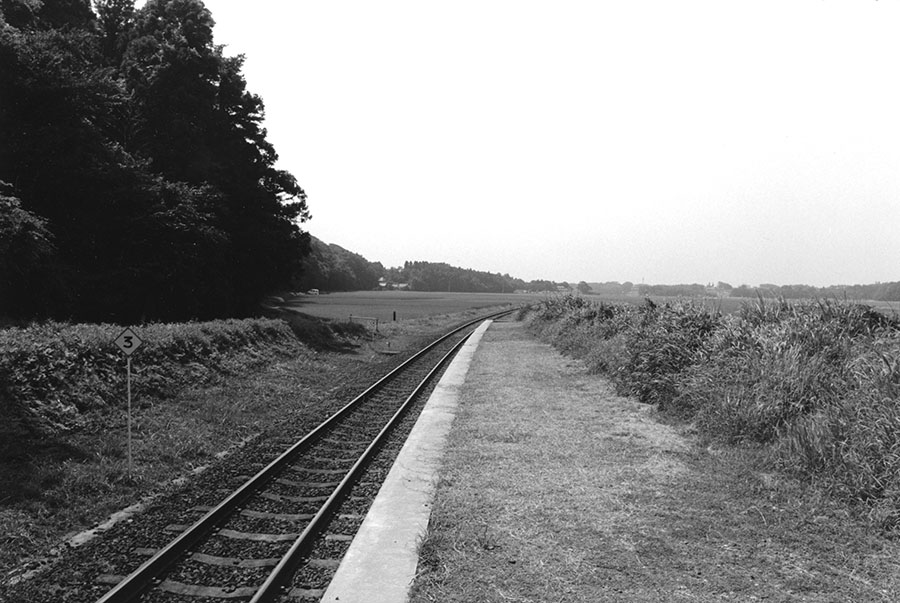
[114, 327, 143, 476]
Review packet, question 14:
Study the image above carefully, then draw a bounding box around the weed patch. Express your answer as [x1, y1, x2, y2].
[412, 321, 900, 602]
[0, 318, 304, 437]
[526, 295, 900, 531]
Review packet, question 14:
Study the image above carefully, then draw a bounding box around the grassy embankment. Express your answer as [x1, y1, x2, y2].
[527, 294, 900, 531]
[0, 313, 369, 577]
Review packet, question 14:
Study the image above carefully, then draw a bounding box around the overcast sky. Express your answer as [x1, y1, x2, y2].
[197, 0, 899, 287]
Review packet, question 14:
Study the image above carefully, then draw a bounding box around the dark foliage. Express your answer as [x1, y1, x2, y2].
[295, 236, 384, 292]
[0, 0, 310, 322]
[386, 261, 564, 293]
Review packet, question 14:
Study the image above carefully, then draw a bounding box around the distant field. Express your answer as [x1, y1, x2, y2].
[279, 290, 900, 322]
[280, 291, 547, 322]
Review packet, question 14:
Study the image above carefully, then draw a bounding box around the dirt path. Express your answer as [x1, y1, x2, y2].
[410, 320, 900, 602]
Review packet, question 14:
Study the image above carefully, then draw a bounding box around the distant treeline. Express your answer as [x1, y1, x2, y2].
[731, 282, 900, 301]
[585, 281, 900, 301]
[1, 1, 309, 323]
[297, 256, 567, 294]
[295, 237, 384, 292]
[384, 261, 564, 294]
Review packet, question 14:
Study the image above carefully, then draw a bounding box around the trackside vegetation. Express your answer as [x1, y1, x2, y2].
[527, 295, 900, 531]
[0, 318, 303, 440]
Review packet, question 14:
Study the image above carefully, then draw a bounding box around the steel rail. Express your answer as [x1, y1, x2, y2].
[94, 308, 515, 603]
[249, 326, 475, 602]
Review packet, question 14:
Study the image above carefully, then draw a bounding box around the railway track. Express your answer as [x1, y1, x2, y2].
[92, 309, 514, 603]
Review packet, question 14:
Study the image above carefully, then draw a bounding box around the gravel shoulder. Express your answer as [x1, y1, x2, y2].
[411, 320, 900, 602]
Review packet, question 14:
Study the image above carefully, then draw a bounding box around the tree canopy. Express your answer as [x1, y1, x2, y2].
[295, 237, 384, 293]
[384, 261, 564, 294]
[0, 0, 310, 322]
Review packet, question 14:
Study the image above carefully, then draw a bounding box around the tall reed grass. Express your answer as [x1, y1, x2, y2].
[528, 294, 900, 530]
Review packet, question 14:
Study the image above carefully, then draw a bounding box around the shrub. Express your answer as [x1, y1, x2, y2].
[778, 334, 900, 529]
[526, 295, 900, 529]
[613, 300, 719, 407]
[680, 300, 896, 443]
[0, 318, 302, 437]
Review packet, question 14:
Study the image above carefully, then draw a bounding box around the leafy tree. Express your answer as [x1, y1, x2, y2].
[94, 0, 134, 65]
[123, 0, 310, 314]
[1, 0, 43, 29]
[576, 281, 592, 294]
[0, 0, 311, 321]
[294, 237, 384, 292]
[37, 0, 95, 30]
[526, 279, 560, 292]
[122, 0, 219, 181]
[0, 183, 57, 318]
[0, 16, 132, 317]
[394, 261, 534, 293]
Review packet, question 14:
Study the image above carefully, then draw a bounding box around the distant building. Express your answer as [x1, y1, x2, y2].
[377, 277, 410, 291]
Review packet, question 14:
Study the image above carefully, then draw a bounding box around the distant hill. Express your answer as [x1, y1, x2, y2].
[384, 261, 563, 293]
[294, 237, 385, 292]
[297, 239, 567, 293]
[297, 243, 900, 300]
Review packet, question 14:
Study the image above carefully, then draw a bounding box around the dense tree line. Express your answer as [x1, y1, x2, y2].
[0, 0, 310, 323]
[382, 261, 564, 293]
[293, 250, 568, 294]
[294, 237, 383, 292]
[588, 281, 900, 302]
[635, 283, 709, 298]
[400, 261, 524, 293]
[731, 282, 900, 301]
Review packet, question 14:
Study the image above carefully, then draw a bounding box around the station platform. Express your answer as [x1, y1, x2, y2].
[319, 318, 881, 603]
[319, 319, 493, 602]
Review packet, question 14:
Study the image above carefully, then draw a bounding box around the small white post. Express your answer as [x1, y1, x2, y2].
[127, 356, 133, 477]
[114, 327, 143, 479]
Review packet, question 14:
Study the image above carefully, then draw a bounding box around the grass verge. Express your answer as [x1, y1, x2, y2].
[0, 308, 470, 584]
[411, 321, 900, 602]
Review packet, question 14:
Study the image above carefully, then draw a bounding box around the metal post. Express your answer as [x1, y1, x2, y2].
[127, 356, 133, 477]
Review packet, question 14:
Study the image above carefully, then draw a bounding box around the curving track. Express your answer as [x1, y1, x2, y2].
[92, 309, 514, 603]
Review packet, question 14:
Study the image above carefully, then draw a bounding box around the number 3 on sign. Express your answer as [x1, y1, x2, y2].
[115, 328, 143, 356]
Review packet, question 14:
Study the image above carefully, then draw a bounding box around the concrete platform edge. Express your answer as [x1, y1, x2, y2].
[319, 319, 493, 603]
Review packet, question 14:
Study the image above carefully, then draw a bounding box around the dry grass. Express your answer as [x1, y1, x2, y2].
[410, 322, 900, 602]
